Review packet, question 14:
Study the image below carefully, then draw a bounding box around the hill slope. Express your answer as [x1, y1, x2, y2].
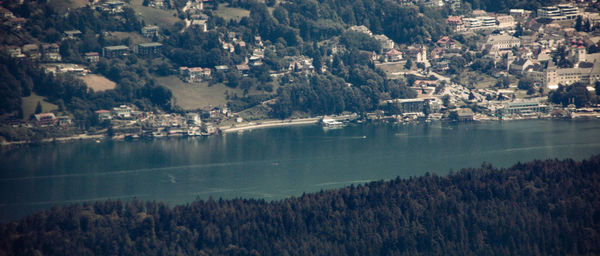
[1, 156, 600, 255]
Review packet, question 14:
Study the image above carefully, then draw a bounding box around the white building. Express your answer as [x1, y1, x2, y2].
[113, 105, 133, 119]
[484, 34, 521, 52]
[538, 4, 579, 21]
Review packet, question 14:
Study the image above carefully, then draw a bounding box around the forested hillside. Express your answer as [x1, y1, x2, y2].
[2, 156, 600, 255]
[463, 0, 560, 12]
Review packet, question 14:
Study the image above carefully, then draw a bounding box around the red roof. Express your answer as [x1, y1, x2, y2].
[385, 49, 402, 56]
[437, 36, 453, 44]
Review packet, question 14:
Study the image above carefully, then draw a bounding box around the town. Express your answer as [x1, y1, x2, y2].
[2, 0, 600, 144]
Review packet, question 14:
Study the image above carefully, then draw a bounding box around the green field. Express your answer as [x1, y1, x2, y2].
[21, 93, 58, 120]
[214, 4, 250, 22]
[455, 71, 498, 89]
[156, 75, 260, 110]
[129, 0, 181, 28]
[157, 75, 277, 111]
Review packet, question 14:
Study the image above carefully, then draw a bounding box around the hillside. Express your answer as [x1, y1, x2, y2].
[1, 156, 600, 255]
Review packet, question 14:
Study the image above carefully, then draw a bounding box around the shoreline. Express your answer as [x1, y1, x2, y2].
[1, 114, 591, 148]
[219, 117, 321, 133]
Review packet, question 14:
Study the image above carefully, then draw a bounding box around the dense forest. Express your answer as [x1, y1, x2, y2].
[1, 156, 600, 255]
[463, 0, 560, 12]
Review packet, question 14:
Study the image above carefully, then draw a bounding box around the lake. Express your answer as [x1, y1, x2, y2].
[1, 119, 600, 221]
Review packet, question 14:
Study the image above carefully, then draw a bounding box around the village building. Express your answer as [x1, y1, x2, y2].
[236, 64, 251, 75]
[95, 110, 112, 120]
[42, 43, 61, 62]
[112, 105, 133, 119]
[407, 45, 428, 66]
[22, 44, 40, 60]
[85, 52, 100, 63]
[185, 113, 201, 126]
[537, 4, 579, 21]
[134, 42, 162, 57]
[57, 116, 72, 126]
[447, 16, 465, 32]
[385, 49, 403, 62]
[179, 67, 211, 82]
[34, 113, 57, 126]
[97, 1, 125, 14]
[509, 9, 532, 20]
[498, 101, 549, 116]
[102, 45, 129, 58]
[63, 30, 82, 40]
[141, 25, 160, 38]
[437, 36, 456, 49]
[454, 108, 474, 121]
[509, 58, 534, 74]
[215, 65, 229, 73]
[3, 45, 25, 58]
[496, 15, 516, 29]
[483, 34, 521, 52]
[190, 19, 207, 32]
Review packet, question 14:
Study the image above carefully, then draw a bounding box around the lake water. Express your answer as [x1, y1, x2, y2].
[2, 119, 600, 221]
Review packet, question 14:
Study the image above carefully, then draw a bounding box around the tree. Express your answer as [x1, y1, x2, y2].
[575, 16, 584, 32]
[405, 59, 413, 70]
[34, 101, 42, 114]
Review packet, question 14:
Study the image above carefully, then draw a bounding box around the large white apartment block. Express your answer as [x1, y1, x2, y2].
[463, 16, 498, 30]
[537, 4, 579, 21]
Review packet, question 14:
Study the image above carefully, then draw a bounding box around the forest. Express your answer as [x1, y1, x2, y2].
[1, 155, 600, 255]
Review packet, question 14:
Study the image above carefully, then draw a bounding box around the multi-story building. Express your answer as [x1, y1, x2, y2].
[538, 4, 579, 21]
[102, 45, 129, 58]
[141, 25, 160, 38]
[557, 4, 578, 20]
[463, 16, 497, 30]
[85, 52, 100, 63]
[134, 42, 162, 57]
[447, 16, 465, 31]
[499, 101, 549, 116]
[483, 34, 521, 52]
[496, 15, 516, 29]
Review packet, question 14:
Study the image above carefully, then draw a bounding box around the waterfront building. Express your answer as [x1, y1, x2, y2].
[112, 105, 133, 119]
[499, 101, 549, 116]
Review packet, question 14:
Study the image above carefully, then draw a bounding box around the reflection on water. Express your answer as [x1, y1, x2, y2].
[1, 120, 600, 221]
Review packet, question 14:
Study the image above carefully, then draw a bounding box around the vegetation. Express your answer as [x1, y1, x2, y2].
[2, 156, 600, 255]
[549, 83, 597, 108]
[462, 0, 560, 12]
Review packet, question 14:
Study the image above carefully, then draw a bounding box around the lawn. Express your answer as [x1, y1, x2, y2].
[105, 31, 150, 46]
[21, 93, 58, 120]
[128, 0, 181, 28]
[375, 61, 409, 79]
[214, 4, 250, 22]
[81, 74, 117, 92]
[156, 76, 234, 110]
[455, 71, 498, 89]
[48, 0, 89, 12]
[156, 75, 277, 110]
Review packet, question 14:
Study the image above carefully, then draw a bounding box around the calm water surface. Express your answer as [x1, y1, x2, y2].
[1, 119, 600, 221]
